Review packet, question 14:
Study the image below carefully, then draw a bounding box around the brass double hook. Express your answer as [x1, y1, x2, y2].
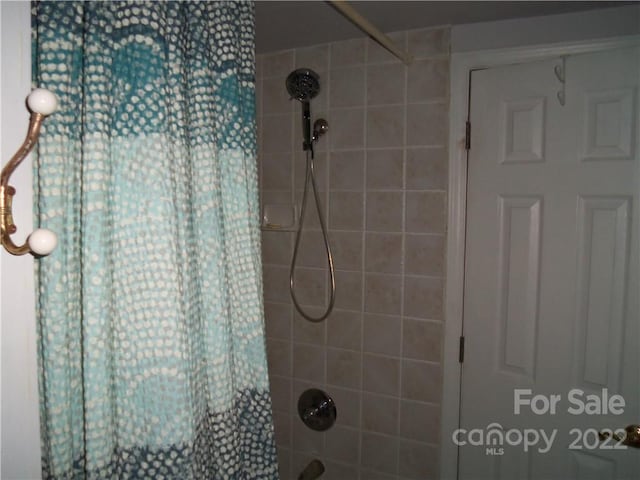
[1, 88, 58, 256]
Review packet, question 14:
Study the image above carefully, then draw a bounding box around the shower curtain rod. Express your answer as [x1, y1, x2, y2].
[327, 0, 413, 65]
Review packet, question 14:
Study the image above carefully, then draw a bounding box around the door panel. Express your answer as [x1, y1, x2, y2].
[460, 46, 639, 479]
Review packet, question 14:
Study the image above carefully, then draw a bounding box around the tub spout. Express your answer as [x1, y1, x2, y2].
[297, 459, 324, 480]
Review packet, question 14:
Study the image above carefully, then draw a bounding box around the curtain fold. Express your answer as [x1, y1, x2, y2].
[32, 1, 278, 478]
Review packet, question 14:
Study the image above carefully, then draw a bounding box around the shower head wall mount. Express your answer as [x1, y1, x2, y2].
[312, 118, 329, 143]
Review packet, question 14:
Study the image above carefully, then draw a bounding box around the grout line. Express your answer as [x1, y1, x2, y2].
[395, 30, 410, 476]
[287, 49, 296, 478]
[320, 46, 332, 461]
[356, 37, 369, 480]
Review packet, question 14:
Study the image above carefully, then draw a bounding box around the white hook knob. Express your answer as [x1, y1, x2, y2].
[28, 228, 58, 256]
[27, 88, 58, 116]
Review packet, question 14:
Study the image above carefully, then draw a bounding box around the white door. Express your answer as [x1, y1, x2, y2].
[459, 45, 639, 479]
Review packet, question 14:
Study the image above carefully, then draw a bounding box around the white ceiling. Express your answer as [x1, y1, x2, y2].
[255, 1, 631, 53]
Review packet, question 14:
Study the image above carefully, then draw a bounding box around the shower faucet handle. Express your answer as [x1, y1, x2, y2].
[298, 388, 337, 431]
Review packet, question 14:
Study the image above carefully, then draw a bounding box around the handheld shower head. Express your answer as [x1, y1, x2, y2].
[286, 69, 320, 102]
[286, 68, 321, 153]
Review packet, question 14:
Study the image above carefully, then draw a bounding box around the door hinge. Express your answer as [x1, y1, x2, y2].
[459, 336, 465, 363]
[465, 121, 471, 150]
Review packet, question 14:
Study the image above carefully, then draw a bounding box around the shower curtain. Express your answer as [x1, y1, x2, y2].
[32, 1, 278, 478]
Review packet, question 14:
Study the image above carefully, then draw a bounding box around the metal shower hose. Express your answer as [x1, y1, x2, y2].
[289, 150, 336, 322]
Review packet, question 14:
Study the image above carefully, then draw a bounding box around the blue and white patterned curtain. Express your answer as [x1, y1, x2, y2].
[32, 1, 277, 478]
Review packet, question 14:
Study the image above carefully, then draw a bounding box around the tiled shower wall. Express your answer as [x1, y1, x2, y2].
[256, 26, 450, 480]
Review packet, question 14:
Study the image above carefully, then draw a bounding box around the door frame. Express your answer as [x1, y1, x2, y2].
[440, 34, 640, 480]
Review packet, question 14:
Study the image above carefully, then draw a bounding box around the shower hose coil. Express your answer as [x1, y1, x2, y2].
[289, 151, 336, 322]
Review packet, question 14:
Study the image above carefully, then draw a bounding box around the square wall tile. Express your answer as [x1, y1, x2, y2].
[363, 353, 400, 396]
[401, 360, 442, 403]
[405, 147, 447, 190]
[405, 191, 446, 234]
[261, 152, 293, 193]
[398, 440, 439, 479]
[324, 460, 360, 480]
[264, 301, 292, 340]
[293, 310, 326, 345]
[366, 149, 403, 190]
[293, 379, 318, 401]
[362, 393, 399, 435]
[292, 419, 324, 455]
[407, 59, 449, 103]
[330, 387, 361, 428]
[334, 270, 363, 311]
[402, 318, 442, 362]
[276, 446, 291, 480]
[291, 267, 327, 307]
[363, 313, 402, 356]
[293, 343, 325, 383]
[366, 192, 403, 232]
[325, 426, 360, 464]
[367, 106, 404, 148]
[365, 233, 403, 274]
[296, 188, 328, 230]
[262, 230, 292, 266]
[263, 265, 291, 303]
[273, 411, 291, 447]
[399, 400, 441, 443]
[269, 375, 292, 413]
[297, 230, 328, 268]
[406, 102, 448, 147]
[330, 231, 363, 271]
[364, 273, 402, 315]
[403, 276, 443, 320]
[404, 234, 444, 276]
[262, 114, 293, 153]
[295, 151, 327, 191]
[266, 338, 291, 376]
[327, 309, 362, 350]
[330, 66, 365, 108]
[367, 63, 406, 105]
[361, 432, 399, 475]
[330, 191, 363, 230]
[329, 150, 365, 190]
[329, 108, 365, 149]
[261, 189, 293, 206]
[327, 348, 362, 389]
[263, 76, 294, 115]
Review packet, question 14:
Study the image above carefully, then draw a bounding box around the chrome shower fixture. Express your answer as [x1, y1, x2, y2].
[298, 459, 325, 480]
[286, 68, 321, 153]
[285, 68, 320, 101]
[286, 68, 336, 323]
[312, 118, 329, 142]
[298, 388, 337, 431]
